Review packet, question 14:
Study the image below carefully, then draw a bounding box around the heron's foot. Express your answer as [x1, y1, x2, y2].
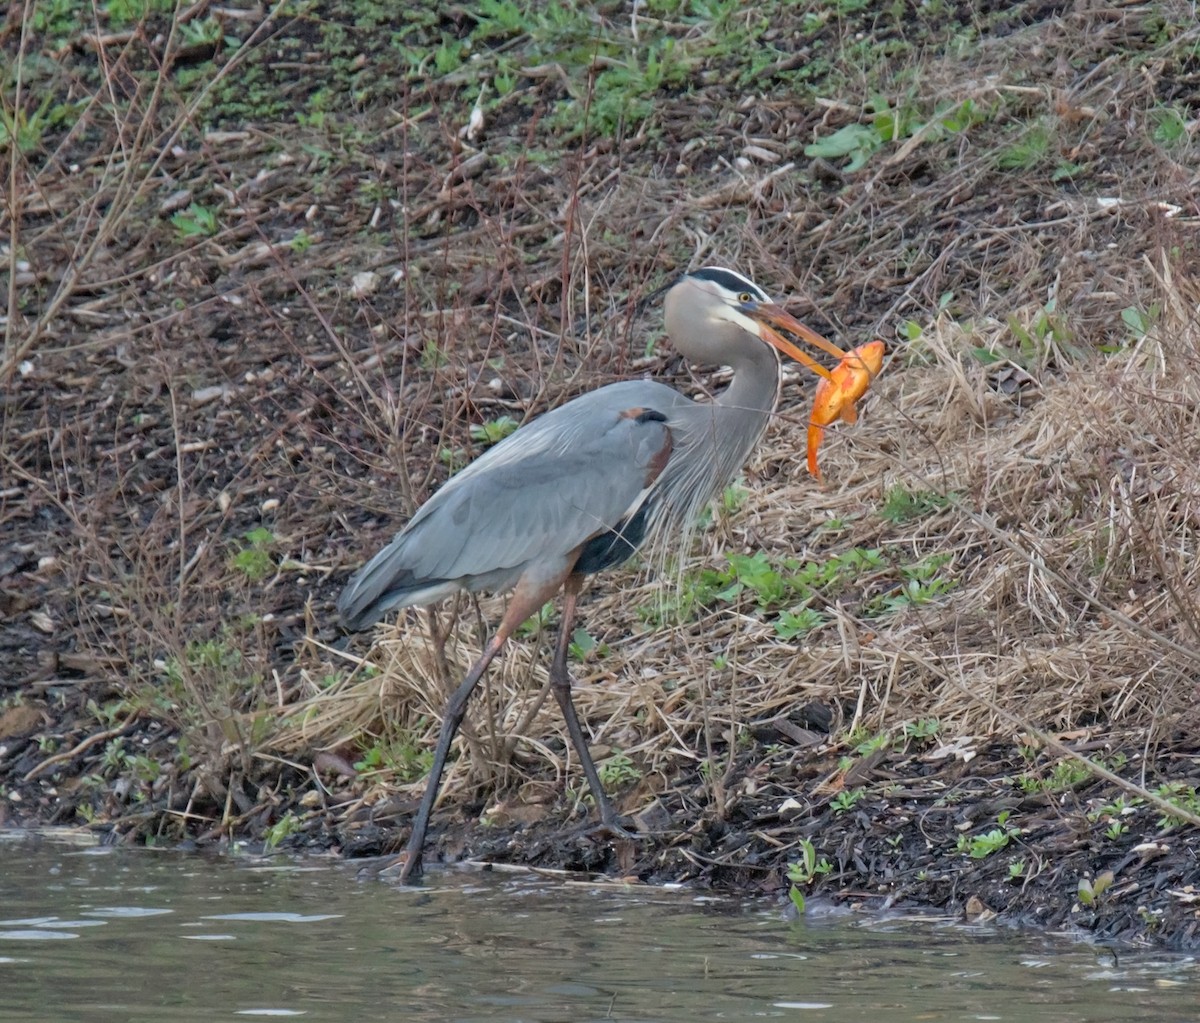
[576, 812, 640, 842]
[397, 852, 424, 884]
[362, 849, 424, 884]
[355, 854, 403, 878]
[600, 819, 640, 841]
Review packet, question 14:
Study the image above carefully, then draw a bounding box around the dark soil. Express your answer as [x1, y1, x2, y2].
[3, 1, 1199, 948]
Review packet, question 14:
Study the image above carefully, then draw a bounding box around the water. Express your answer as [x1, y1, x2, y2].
[0, 832, 1196, 1022]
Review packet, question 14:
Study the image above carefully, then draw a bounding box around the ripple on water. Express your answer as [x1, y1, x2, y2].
[0, 929, 79, 940]
[202, 912, 343, 923]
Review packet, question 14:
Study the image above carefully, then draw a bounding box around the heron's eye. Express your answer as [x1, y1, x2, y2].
[738, 291, 753, 303]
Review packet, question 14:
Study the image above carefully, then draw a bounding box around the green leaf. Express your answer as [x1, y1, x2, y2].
[971, 347, 1001, 365]
[1121, 305, 1154, 338]
[569, 626, 603, 662]
[470, 415, 520, 445]
[804, 123, 878, 159]
[775, 608, 823, 640]
[1051, 161, 1083, 182]
[788, 885, 806, 913]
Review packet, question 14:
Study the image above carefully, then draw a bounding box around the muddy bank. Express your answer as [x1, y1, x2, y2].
[3, 680, 1199, 949]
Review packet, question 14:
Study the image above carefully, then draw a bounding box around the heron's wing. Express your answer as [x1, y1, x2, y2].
[338, 382, 680, 627]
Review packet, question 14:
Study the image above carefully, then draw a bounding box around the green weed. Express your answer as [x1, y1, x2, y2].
[1088, 794, 1138, 826]
[87, 696, 135, 728]
[354, 735, 434, 783]
[805, 123, 883, 172]
[1077, 869, 1114, 908]
[568, 627, 608, 662]
[264, 811, 302, 850]
[866, 553, 956, 614]
[598, 750, 641, 788]
[957, 812, 1020, 858]
[582, 39, 690, 139]
[516, 601, 557, 638]
[878, 487, 952, 524]
[106, 0, 175, 28]
[386, 0, 794, 141]
[420, 341, 448, 370]
[130, 754, 160, 784]
[178, 15, 224, 49]
[472, 0, 526, 38]
[1120, 304, 1160, 342]
[903, 718, 941, 740]
[691, 479, 744, 533]
[720, 481, 749, 515]
[1051, 160, 1086, 182]
[1150, 105, 1188, 147]
[805, 95, 992, 171]
[29, 0, 78, 42]
[1154, 782, 1200, 828]
[433, 38, 466, 75]
[830, 788, 864, 815]
[230, 527, 276, 581]
[470, 416, 520, 446]
[996, 119, 1052, 170]
[439, 446, 468, 473]
[203, 62, 289, 124]
[162, 638, 258, 708]
[170, 203, 220, 240]
[643, 544, 951, 630]
[786, 837, 833, 913]
[101, 738, 129, 772]
[852, 730, 891, 756]
[1, 86, 87, 155]
[998, 301, 1078, 366]
[1016, 759, 1091, 794]
[774, 607, 824, 640]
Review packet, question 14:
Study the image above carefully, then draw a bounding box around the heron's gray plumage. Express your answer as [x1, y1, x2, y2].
[338, 390, 674, 628]
[337, 267, 793, 631]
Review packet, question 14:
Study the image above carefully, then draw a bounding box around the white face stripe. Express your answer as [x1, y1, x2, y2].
[713, 303, 764, 336]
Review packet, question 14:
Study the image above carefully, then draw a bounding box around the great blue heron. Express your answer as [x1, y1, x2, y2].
[338, 267, 858, 883]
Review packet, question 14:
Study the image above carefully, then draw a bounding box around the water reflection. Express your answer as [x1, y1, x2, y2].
[0, 832, 1195, 1022]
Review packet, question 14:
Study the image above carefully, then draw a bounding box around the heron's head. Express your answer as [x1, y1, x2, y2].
[663, 267, 844, 379]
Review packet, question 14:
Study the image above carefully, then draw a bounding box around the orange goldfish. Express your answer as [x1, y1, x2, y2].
[806, 340, 885, 479]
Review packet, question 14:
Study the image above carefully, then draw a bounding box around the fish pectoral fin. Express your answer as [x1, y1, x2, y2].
[840, 405, 859, 425]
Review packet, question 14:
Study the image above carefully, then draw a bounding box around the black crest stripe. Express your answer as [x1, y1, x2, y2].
[689, 266, 769, 301]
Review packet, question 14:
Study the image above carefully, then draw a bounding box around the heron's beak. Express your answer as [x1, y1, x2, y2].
[746, 304, 847, 383]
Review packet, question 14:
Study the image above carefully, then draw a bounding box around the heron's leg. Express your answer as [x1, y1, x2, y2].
[549, 578, 631, 834]
[397, 570, 568, 884]
[396, 631, 505, 884]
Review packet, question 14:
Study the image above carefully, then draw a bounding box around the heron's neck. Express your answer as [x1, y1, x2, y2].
[717, 345, 782, 429]
[701, 345, 781, 487]
[646, 343, 783, 548]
